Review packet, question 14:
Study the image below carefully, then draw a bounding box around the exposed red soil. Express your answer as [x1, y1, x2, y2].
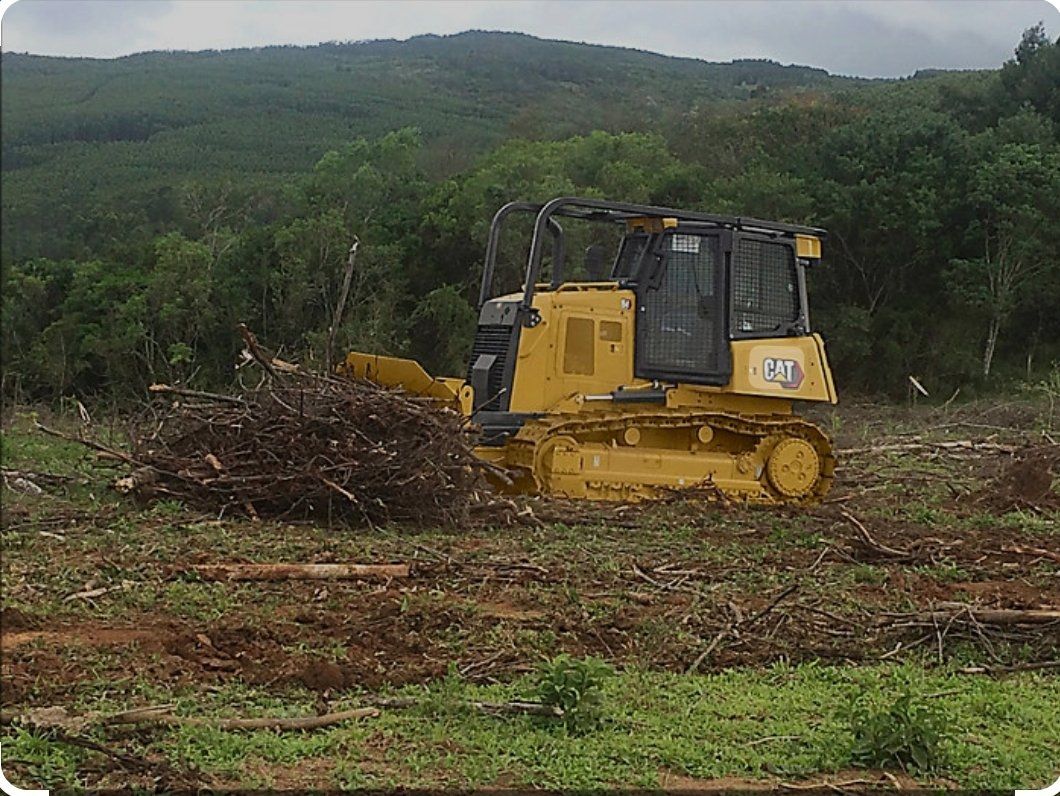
[976, 446, 1060, 512]
[0, 607, 37, 633]
[4, 532, 1057, 708]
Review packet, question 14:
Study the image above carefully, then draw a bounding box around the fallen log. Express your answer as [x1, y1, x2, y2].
[184, 562, 410, 581]
[2, 468, 80, 485]
[35, 422, 142, 467]
[888, 605, 1060, 626]
[108, 705, 379, 730]
[472, 700, 564, 718]
[743, 582, 800, 627]
[148, 383, 247, 405]
[841, 510, 912, 558]
[840, 440, 1017, 456]
[1, 704, 379, 732]
[366, 695, 563, 718]
[958, 660, 1060, 675]
[934, 607, 1060, 625]
[64, 581, 134, 602]
[1001, 545, 1060, 564]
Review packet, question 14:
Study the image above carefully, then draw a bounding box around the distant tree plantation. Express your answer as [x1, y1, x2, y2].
[2, 29, 1058, 402]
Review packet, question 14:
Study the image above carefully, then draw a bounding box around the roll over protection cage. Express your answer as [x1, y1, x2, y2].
[478, 202, 566, 309]
[478, 196, 827, 318]
[469, 196, 826, 423]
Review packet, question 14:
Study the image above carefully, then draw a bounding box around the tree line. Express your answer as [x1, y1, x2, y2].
[2, 26, 1058, 403]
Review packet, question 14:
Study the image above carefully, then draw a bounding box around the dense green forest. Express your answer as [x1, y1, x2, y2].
[0, 31, 856, 263]
[2, 28, 1058, 402]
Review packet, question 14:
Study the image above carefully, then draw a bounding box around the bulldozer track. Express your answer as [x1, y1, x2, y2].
[501, 410, 835, 506]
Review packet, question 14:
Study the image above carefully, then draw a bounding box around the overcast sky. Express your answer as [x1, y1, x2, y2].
[2, 0, 1058, 78]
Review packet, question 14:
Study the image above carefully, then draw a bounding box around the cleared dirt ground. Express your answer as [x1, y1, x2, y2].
[1, 399, 1057, 790]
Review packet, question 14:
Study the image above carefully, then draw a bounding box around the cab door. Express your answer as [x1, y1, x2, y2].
[634, 230, 731, 385]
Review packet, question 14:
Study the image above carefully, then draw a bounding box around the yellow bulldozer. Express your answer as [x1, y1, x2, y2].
[344, 197, 837, 505]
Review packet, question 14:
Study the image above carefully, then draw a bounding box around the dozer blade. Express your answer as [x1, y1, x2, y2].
[342, 352, 464, 404]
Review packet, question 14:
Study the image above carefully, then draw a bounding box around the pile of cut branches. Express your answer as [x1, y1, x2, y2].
[45, 330, 496, 527]
[120, 374, 488, 525]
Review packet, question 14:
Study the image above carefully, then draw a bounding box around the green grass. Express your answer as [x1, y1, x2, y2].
[1, 412, 91, 472]
[964, 508, 1060, 535]
[3, 406, 1059, 790]
[4, 663, 1058, 790]
[912, 563, 971, 583]
[2, 726, 86, 789]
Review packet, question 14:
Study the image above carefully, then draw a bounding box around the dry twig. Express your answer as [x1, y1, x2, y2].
[841, 510, 912, 558]
[183, 562, 410, 581]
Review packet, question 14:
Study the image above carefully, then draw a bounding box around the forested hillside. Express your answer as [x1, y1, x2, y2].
[1, 31, 853, 262]
[2, 28, 1058, 401]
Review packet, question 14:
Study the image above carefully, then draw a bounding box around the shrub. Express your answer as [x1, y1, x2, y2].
[533, 654, 613, 732]
[849, 692, 949, 772]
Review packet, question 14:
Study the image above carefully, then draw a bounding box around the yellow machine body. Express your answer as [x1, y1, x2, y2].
[499, 286, 836, 413]
[344, 285, 837, 504]
[344, 197, 839, 505]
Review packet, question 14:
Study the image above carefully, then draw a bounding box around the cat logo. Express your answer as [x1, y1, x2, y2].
[762, 357, 805, 390]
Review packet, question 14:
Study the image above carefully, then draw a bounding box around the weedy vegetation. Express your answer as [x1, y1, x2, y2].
[849, 692, 949, 773]
[533, 654, 613, 733]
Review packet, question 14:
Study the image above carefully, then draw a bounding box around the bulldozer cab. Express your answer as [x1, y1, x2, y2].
[473, 197, 824, 410]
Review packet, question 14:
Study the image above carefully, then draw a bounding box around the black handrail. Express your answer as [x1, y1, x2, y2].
[479, 202, 563, 308]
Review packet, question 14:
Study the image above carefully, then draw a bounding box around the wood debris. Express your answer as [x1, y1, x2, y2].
[183, 562, 410, 581]
[40, 334, 502, 526]
[0, 704, 379, 732]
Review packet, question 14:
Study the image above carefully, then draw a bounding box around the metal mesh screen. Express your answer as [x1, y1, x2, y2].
[639, 234, 718, 375]
[465, 325, 511, 411]
[732, 239, 798, 335]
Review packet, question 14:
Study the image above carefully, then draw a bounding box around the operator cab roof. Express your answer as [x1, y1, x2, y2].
[524, 196, 827, 239]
